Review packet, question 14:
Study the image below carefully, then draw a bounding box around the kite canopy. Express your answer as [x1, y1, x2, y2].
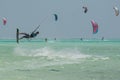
[91, 20, 98, 34]
[53, 14, 58, 21]
[2, 17, 7, 25]
[82, 6, 88, 13]
[113, 6, 119, 16]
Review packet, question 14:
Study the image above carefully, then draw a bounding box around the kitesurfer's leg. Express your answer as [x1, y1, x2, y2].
[19, 36, 26, 40]
[18, 33, 30, 40]
[19, 33, 29, 36]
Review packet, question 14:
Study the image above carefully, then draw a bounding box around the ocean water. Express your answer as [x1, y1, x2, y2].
[0, 39, 120, 80]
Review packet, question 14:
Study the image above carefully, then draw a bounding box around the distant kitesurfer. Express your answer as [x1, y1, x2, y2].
[54, 38, 56, 40]
[80, 38, 83, 41]
[45, 38, 47, 42]
[101, 37, 104, 40]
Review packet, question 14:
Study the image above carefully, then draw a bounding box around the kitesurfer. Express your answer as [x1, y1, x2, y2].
[19, 31, 39, 40]
[19, 25, 40, 40]
[45, 38, 47, 42]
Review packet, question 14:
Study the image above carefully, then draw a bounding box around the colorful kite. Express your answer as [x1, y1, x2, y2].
[91, 20, 98, 34]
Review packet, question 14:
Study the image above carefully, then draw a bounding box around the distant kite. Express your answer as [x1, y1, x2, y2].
[53, 14, 58, 21]
[82, 6, 88, 13]
[113, 6, 119, 16]
[2, 17, 7, 25]
[91, 20, 98, 34]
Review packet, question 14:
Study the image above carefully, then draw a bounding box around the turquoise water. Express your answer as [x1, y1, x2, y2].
[0, 39, 120, 80]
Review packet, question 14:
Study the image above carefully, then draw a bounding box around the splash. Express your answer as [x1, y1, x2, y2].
[14, 46, 90, 60]
[13, 46, 91, 69]
[13, 46, 110, 70]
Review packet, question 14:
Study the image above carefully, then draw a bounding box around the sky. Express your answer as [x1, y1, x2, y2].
[0, 0, 120, 39]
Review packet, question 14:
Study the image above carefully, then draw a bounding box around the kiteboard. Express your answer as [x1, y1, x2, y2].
[16, 28, 19, 43]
